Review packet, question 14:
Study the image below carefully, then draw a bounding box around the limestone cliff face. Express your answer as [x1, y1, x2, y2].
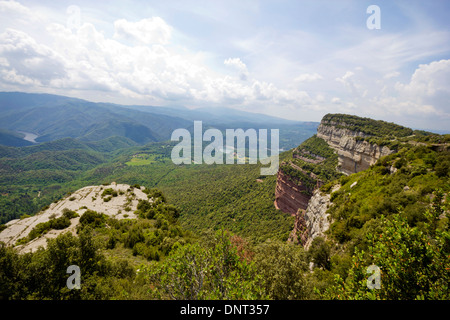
[274, 170, 312, 215]
[287, 188, 335, 248]
[317, 122, 394, 175]
[303, 189, 333, 249]
[277, 115, 397, 249]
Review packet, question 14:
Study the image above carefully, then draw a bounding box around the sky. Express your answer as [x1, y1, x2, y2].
[0, 0, 449, 131]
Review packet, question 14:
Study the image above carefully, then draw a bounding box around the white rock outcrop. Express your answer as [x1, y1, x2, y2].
[303, 185, 340, 250]
[0, 183, 149, 253]
[317, 123, 394, 175]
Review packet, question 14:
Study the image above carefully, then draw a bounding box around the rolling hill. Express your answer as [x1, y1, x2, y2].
[0, 128, 33, 147]
[0, 92, 318, 149]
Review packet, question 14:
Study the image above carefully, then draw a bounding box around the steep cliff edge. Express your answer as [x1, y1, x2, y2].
[303, 190, 331, 249]
[274, 134, 340, 217]
[317, 122, 395, 175]
[288, 186, 341, 248]
[277, 113, 420, 249]
[274, 169, 313, 215]
[274, 133, 340, 246]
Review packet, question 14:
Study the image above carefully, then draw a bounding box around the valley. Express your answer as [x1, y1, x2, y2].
[1, 0, 449, 306]
[0, 94, 449, 300]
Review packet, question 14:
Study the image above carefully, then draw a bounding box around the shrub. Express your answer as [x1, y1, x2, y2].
[148, 230, 266, 300]
[22, 215, 71, 244]
[62, 208, 78, 219]
[435, 161, 449, 178]
[106, 232, 118, 249]
[146, 230, 163, 247]
[123, 227, 145, 249]
[253, 240, 310, 299]
[49, 216, 71, 230]
[102, 188, 118, 197]
[79, 210, 106, 228]
[325, 204, 450, 299]
[137, 199, 152, 212]
[307, 237, 331, 270]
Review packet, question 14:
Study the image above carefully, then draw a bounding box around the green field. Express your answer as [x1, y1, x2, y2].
[125, 153, 158, 166]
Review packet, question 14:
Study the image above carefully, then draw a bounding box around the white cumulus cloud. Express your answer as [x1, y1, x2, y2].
[294, 73, 323, 82]
[113, 17, 172, 45]
[224, 57, 249, 81]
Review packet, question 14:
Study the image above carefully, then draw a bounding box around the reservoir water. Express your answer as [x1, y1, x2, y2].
[17, 131, 38, 143]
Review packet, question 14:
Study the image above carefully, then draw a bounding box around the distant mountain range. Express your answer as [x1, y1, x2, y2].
[0, 92, 317, 149]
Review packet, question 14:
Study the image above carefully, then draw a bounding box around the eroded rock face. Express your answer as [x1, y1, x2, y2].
[0, 183, 149, 253]
[317, 123, 394, 175]
[274, 170, 313, 216]
[303, 189, 333, 250]
[277, 117, 397, 248]
[287, 188, 335, 248]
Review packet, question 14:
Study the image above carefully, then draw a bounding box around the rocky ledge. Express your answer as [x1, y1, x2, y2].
[317, 122, 394, 175]
[0, 182, 149, 253]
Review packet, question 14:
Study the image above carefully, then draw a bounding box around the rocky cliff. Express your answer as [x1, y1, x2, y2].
[287, 186, 338, 248]
[0, 182, 149, 253]
[274, 169, 314, 216]
[303, 187, 335, 249]
[316, 122, 394, 175]
[277, 113, 402, 249]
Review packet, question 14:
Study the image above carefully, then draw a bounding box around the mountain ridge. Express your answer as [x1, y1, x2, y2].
[0, 92, 317, 149]
[275, 113, 449, 248]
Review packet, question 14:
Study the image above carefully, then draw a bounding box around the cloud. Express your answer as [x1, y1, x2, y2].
[396, 59, 450, 97]
[294, 73, 323, 82]
[224, 57, 249, 81]
[331, 97, 341, 104]
[113, 17, 172, 45]
[393, 59, 450, 116]
[0, 2, 449, 130]
[336, 71, 362, 97]
[0, 28, 66, 86]
[330, 31, 450, 75]
[0, 0, 34, 19]
[0, 19, 287, 108]
[384, 71, 400, 79]
[45, 20, 282, 106]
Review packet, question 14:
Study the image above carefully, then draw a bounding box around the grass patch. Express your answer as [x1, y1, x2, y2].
[125, 154, 158, 166]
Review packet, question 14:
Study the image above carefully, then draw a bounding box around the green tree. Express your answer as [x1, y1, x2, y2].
[308, 237, 331, 270]
[324, 191, 450, 300]
[253, 240, 311, 299]
[146, 230, 266, 300]
[78, 210, 106, 229]
[0, 243, 22, 299]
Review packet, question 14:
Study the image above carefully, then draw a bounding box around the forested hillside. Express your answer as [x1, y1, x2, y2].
[317, 142, 450, 299]
[0, 111, 448, 300]
[0, 92, 317, 149]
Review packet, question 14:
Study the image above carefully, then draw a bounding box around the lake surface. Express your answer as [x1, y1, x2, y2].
[17, 131, 38, 143]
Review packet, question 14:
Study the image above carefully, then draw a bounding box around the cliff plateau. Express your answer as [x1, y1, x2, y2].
[316, 122, 394, 175]
[276, 113, 413, 248]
